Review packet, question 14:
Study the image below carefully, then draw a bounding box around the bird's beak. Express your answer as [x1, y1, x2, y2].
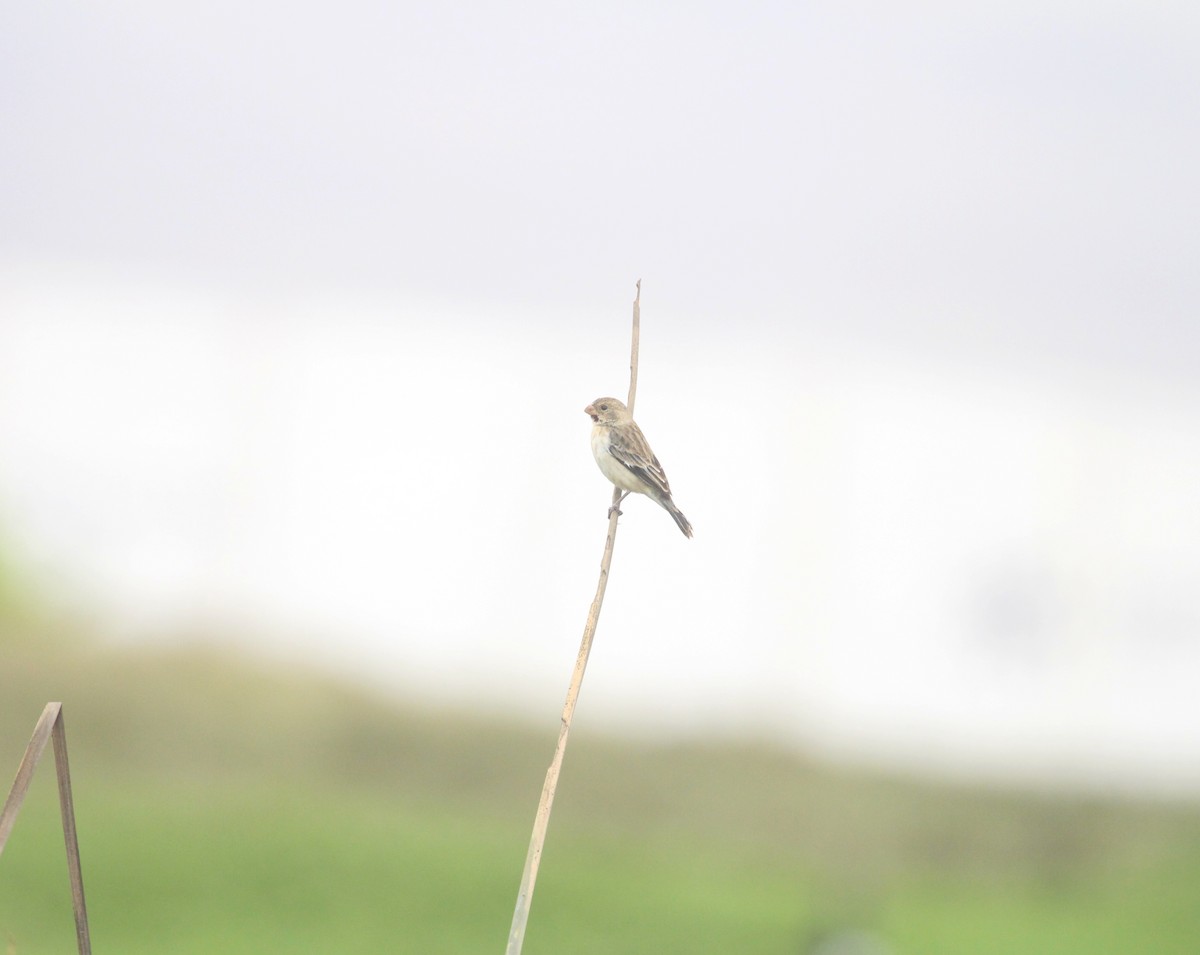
[584, 403, 596, 420]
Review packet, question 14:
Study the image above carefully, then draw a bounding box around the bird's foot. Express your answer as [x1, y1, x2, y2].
[607, 505, 624, 519]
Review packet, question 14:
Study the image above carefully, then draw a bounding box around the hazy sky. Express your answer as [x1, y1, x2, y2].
[4, 3, 1198, 371]
[2, 3, 1199, 793]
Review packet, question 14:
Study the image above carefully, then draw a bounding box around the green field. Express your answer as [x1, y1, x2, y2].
[2, 641, 1199, 953]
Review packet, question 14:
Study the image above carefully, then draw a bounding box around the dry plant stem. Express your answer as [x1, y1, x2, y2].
[53, 711, 92, 955]
[0, 704, 57, 855]
[505, 281, 641, 955]
[627, 278, 640, 415]
[0, 702, 92, 955]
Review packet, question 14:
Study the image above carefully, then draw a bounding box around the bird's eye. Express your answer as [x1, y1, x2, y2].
[599, 403, 608, 411]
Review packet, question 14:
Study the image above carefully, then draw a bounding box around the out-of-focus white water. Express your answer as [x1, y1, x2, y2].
[2, 268, 1199, 794]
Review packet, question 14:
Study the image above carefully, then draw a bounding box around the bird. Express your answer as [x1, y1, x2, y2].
[584, 396, 693, 538]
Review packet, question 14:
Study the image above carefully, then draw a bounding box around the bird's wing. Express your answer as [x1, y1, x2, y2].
[609, 423, 672, 496]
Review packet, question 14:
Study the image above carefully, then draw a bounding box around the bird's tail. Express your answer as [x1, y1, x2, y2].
[663, 498, 693, 538]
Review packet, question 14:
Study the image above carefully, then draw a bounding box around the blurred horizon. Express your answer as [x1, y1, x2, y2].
[5, 639, 1198, 954]
[3, 2, 1199, 798]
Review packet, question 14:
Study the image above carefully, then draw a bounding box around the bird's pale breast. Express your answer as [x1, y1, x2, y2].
[591, 426, 651, 494]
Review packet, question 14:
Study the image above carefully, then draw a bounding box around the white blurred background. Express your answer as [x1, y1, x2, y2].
[2, 2, 1198, 794]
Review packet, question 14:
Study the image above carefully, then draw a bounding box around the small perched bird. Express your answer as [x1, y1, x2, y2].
[584, 397, 693, 538]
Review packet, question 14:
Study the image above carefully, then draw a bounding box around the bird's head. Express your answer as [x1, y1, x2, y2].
[584, 397, 628, 426]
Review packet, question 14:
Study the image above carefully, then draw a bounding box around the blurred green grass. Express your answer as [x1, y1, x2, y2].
[2, 639, 1199, 953]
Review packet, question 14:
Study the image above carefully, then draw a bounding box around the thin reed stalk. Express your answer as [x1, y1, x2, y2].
[505, 281, 641, 954]
[0, 702, 92, 955]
